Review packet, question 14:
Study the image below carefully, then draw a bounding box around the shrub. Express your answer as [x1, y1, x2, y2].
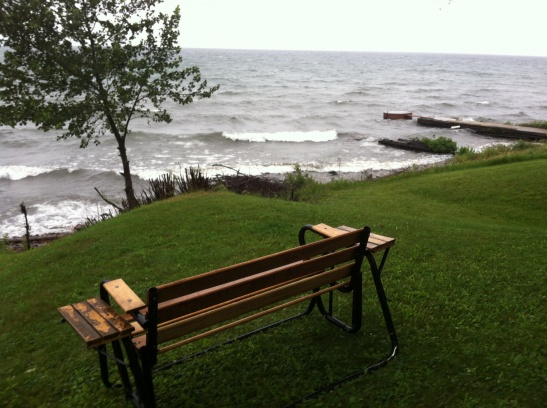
[518, 121, 547, 129]
[135, 166, 212, 207]
[411, 136, 458, 154]
[455, 146, 476, 157]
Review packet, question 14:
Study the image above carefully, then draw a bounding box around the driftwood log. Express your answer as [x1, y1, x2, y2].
[378, 138, 434, 153]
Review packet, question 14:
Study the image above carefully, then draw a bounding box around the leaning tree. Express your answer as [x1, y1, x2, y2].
[0, 0, 219, 209]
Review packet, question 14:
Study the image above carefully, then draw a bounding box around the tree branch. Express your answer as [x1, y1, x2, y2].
[94, 187, 124, 213]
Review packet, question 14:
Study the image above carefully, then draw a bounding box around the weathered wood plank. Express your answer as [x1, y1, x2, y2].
[88, 298, 134, 335]
[103, 279, 146, 313]
[156, 264, 354, 343]
[58, 304, 102, 347]
[311, 223, 347, 237]
[156, 247, 359, 323]
[58, 298, 134, 348]
[310, 224, 394, 253]
[155, 229, 363, 303]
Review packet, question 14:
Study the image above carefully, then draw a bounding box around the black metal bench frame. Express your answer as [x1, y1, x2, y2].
[59, 224, 399, 408]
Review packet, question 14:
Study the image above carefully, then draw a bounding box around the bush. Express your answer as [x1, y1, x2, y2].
[453, 141, 547, 165]
[284, 164, 317, 201]
[518, 121, 547, 129]
[455, 146, 476, 157]
[411, 135, 458, 154]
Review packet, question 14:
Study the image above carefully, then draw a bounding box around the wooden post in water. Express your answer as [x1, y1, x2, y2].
[20, 202, 31, 251]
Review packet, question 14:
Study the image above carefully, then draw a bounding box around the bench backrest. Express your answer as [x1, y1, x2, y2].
[143, 227, 370, 354]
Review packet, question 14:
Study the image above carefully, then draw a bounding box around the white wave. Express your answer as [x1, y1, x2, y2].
[476, 101, 489, 105]
[131, 168, 173, 181]
[0, 165, 56, 180]
[0, 200, 111, 237]
[132, 163, 227, 181]
[221, 155, 450, 177]
[222, 130, 337, 143]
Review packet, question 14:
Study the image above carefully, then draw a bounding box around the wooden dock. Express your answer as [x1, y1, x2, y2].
[416, 117, 547, 141]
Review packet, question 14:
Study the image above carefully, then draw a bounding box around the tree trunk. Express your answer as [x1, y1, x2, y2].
[117, 140, 140, 209]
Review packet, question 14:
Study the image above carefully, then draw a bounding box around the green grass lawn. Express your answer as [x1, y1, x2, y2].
[1, 154, 546, 407]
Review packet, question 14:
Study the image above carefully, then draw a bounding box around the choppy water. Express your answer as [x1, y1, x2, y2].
[1, 49, 546, 237]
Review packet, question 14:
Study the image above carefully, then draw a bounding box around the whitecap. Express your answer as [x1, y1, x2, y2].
[222, 130, 337, 143]
[0, 165, 56, 180]
[132, 168, 173, 181]
[0, 200, 111, 237]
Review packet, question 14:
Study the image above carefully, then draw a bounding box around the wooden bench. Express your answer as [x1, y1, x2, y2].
[58, 223, 398, 408]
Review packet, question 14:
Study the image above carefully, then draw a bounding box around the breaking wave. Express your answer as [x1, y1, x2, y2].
[222, 130, 337, 143]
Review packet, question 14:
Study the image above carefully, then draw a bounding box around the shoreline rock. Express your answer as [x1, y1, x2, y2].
[4, 231, 78, 252]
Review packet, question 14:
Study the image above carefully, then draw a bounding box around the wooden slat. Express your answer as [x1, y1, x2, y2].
[88, 298, 135, 335]
[311, 224, 395, 253]
[156, 263, 354, 344]
[156, 247, 359, 323]
[156, 280, 351, 354]
[103, 279, 146, 313]
[58, 298, 134, 348]
[58, 304, 103, 347]
[311, 223, 348, 238]
[368, 233, 395, 253]
[155, 270, 320, 329]
[130, 321, 146, 336]
[73, 301, 119, 339]
[336, 225, 356, 233]
[155, 229, 363, 303]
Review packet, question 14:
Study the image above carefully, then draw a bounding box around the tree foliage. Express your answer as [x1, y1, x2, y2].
[0, 0, 219, 208]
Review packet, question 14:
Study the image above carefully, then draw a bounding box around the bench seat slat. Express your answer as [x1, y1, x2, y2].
[58, 304, 104, 348]
[156, 246, 360, 323]
[57, 298, 134, 348]
[155, 263, 354, 344]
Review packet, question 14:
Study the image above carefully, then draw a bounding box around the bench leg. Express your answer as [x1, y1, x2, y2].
[98, 345, 114, 388]
[307, 277, 362, 333]
[364, 249, 399, 371]
[96, 339, 156, 408]
[97, 341, 134, 393]
[298, 224, 364, 333]
[97, 340, 148, 406]
[120, 339, 157, 408]
[285, 251, 398, 407]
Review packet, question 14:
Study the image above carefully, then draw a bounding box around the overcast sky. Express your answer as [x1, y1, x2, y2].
[158, 0, 547, 56]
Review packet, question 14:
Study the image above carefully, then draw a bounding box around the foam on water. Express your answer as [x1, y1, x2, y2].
[222, 130, 337, 143]
[0, 165, 57, 180]
[0, 200, 111, 237]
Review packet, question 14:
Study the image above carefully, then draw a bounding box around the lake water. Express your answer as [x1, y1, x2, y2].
[1, 49, 546, 237]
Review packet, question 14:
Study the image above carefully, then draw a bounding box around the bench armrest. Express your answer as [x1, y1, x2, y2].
[103, 278, 146, 313]
[311, 223, 351, 238]
[310, 223, 395, 253]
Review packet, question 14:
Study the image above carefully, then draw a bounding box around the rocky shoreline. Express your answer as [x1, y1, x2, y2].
[4, 162, 450, 252]
[5, 231, 78, 252]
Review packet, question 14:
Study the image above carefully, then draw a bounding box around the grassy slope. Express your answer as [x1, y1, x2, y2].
[0, 158, 545, 407]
